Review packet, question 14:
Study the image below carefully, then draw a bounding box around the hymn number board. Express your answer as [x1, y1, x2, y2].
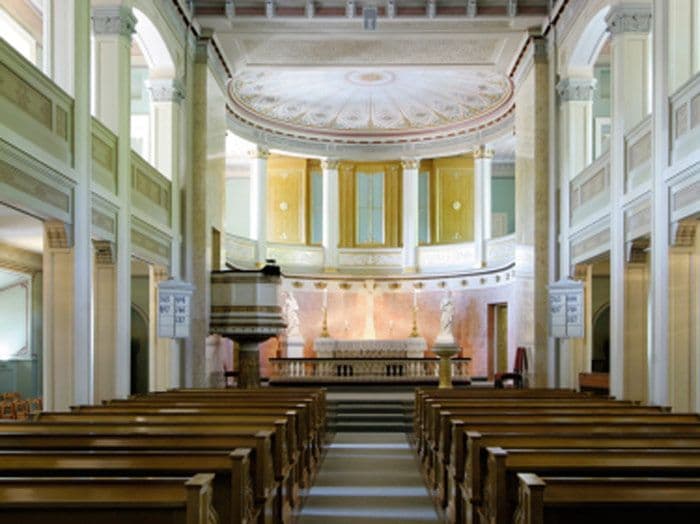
[157, 280, 195, 339]
[548, 278, 584, 338]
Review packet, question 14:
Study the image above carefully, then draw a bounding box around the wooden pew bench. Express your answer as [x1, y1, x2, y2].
[451, 429, 700, 524]
[481, 446, 700, 524]
[427, 411, 700, 506]
[68, 404, 315, 487]
[0, 448, 255, 524]
[515, 474, 700, 524]
[0, 474, 217, 524]
[36, 411, 304, 503]
[0, 430, 277, 524]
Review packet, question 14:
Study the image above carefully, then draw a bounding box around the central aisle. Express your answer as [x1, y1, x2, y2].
[297, 432, 440, 523]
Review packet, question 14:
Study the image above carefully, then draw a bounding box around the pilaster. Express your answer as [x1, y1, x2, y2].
[249, 146, 270, 267]
[606, 3, 652, 400]
[556, 76, 596, 387]
[92, 240, 117, 403]
[321, 158, 340, 271]
[401, 158, 420, 272]
[90, 3, 135, 399]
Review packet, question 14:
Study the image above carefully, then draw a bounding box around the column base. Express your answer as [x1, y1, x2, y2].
[238, 342, 261, 389]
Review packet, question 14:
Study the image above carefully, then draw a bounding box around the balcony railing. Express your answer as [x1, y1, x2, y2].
[130, 151, 172, 228]
[670, 71, 700, 166]
[268, 357, 471, 384]
[570, 150, 610, 228]
[624, 115, 652, 193]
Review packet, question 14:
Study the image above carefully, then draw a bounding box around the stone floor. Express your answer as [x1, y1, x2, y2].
[296, 432, 439, 524]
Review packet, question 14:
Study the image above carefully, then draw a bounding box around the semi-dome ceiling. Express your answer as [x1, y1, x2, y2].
[228, 68, 513, 142]
[229, 68, 512, 142]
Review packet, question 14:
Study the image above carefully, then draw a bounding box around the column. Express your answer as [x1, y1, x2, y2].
[606, 5, 652, 400]
[249, 146, 270, 267]
[555, 77, 596, 387]
[149, 265, 172, 391]
[473, 146, 494, 268]
[512, 36, 550, 387]
[321, 158, 340, 271]
[650, 0, 671, 407]
[91, 4, 136, 398]
[401, 158, 419, 272]
[148, 78, 185, 387]
[92, 241, 117, 403]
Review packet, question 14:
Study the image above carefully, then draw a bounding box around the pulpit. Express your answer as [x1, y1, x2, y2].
[210, 264, 286, 388]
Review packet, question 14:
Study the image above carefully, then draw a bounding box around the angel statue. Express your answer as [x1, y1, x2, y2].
[439, 291, 455, 338]
[282, 292, 301, 338]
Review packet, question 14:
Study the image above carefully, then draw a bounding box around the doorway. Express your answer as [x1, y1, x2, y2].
[488, 303, 508, 379]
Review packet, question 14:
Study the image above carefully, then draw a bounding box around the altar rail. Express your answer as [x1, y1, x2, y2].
[268, 357, 471, 385]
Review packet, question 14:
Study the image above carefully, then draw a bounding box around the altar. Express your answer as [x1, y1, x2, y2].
[313, 337, 427, 359]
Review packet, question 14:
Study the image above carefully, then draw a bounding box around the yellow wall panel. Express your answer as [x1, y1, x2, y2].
[267, 154, 306, 244]
[433, 155, 474, 244]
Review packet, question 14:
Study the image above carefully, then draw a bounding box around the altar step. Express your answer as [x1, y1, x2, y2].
[328, 399, 414, 433]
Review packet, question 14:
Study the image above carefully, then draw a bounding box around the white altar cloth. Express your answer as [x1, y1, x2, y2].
[313, 338, 427, 359]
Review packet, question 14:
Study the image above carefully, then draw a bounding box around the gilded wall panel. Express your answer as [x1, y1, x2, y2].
[267, 155, 306, 244]
[339, 163, 356, 247]
[433, 156, 474, 244]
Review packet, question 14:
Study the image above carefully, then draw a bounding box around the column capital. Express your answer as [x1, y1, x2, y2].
[320, 158, 339, 170]
[556, 77, 597, 102]
[91, 6, 137, 38]
[45, 220, 71, 249]
[473, 146, 494, 160]
[400, 158, 420, 170]
[93, 240, 116, 265]
[248, 146, 271, 159]
[147, 78, 186, 103]
[605, 5, 652, 35]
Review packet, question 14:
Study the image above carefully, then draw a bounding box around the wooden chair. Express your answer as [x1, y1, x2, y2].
[494, 346, 528, 388]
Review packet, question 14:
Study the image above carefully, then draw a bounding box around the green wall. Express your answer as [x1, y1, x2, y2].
[492, 177, 515, 235]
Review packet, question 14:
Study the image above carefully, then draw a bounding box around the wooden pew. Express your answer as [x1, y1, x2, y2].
[452, 429, 700, 524]
[0, 474, 217, 524]
[0, 448, 255, 524]
[515, 474, 700, 524]
[36, 411, 304, 504]
[482, 446, 700, 524]
[0, 430, 277, 524]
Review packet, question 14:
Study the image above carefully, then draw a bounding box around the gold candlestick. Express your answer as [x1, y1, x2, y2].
[320, 306, 330, 338]
[410, 304, 420, 337]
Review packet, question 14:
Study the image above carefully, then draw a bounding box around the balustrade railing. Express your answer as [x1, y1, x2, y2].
[268, 357, 471, 384]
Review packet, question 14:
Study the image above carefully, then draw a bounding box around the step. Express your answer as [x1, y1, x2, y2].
[329, 421, 413, 432]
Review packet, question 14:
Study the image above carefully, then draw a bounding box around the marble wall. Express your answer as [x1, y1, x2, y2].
[274, 285, 513, 378]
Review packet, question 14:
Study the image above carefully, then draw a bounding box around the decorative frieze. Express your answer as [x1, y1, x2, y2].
[91, 6, 137, 38]
[556, 77, 597, 102]
[147, 78, 186, 103]
[605, 5, 652, 35]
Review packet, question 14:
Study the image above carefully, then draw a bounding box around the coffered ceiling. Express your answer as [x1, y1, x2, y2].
[194, 0, 550, 159]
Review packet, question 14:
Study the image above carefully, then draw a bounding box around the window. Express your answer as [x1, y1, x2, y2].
[418, 170, 430, 244]
[356, 171, 384, 245]
[0, 277, 29, 361]
[309, 169, 323, 245]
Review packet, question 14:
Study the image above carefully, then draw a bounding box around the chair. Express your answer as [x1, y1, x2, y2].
[494, 346, 529, 389]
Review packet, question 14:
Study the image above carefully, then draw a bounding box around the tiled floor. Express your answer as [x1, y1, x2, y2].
[296, 433, 439, 524]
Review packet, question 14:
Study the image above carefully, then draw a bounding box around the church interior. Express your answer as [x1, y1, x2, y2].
[0, 0, 699, 522]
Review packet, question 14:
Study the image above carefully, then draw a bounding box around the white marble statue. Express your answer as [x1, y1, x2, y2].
[439, 291, 455, 337]
[283, 292, 301, 338]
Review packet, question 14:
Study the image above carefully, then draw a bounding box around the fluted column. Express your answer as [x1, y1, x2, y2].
[401, 158, 420, 272]
[91, 4, 136, 400]
[474, 146, 494, 268]
[606, 4, 652, 400]
[249, 146, 270, 267]
[555, 76, 596, 387]
[321, 158, 340, 271]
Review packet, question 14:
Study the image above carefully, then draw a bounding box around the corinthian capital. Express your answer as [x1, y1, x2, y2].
[91, 6, 137, 38]
[320, 158, 339, 170]
[556, 77, 597, 102]
[605, 5, 652, 35]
